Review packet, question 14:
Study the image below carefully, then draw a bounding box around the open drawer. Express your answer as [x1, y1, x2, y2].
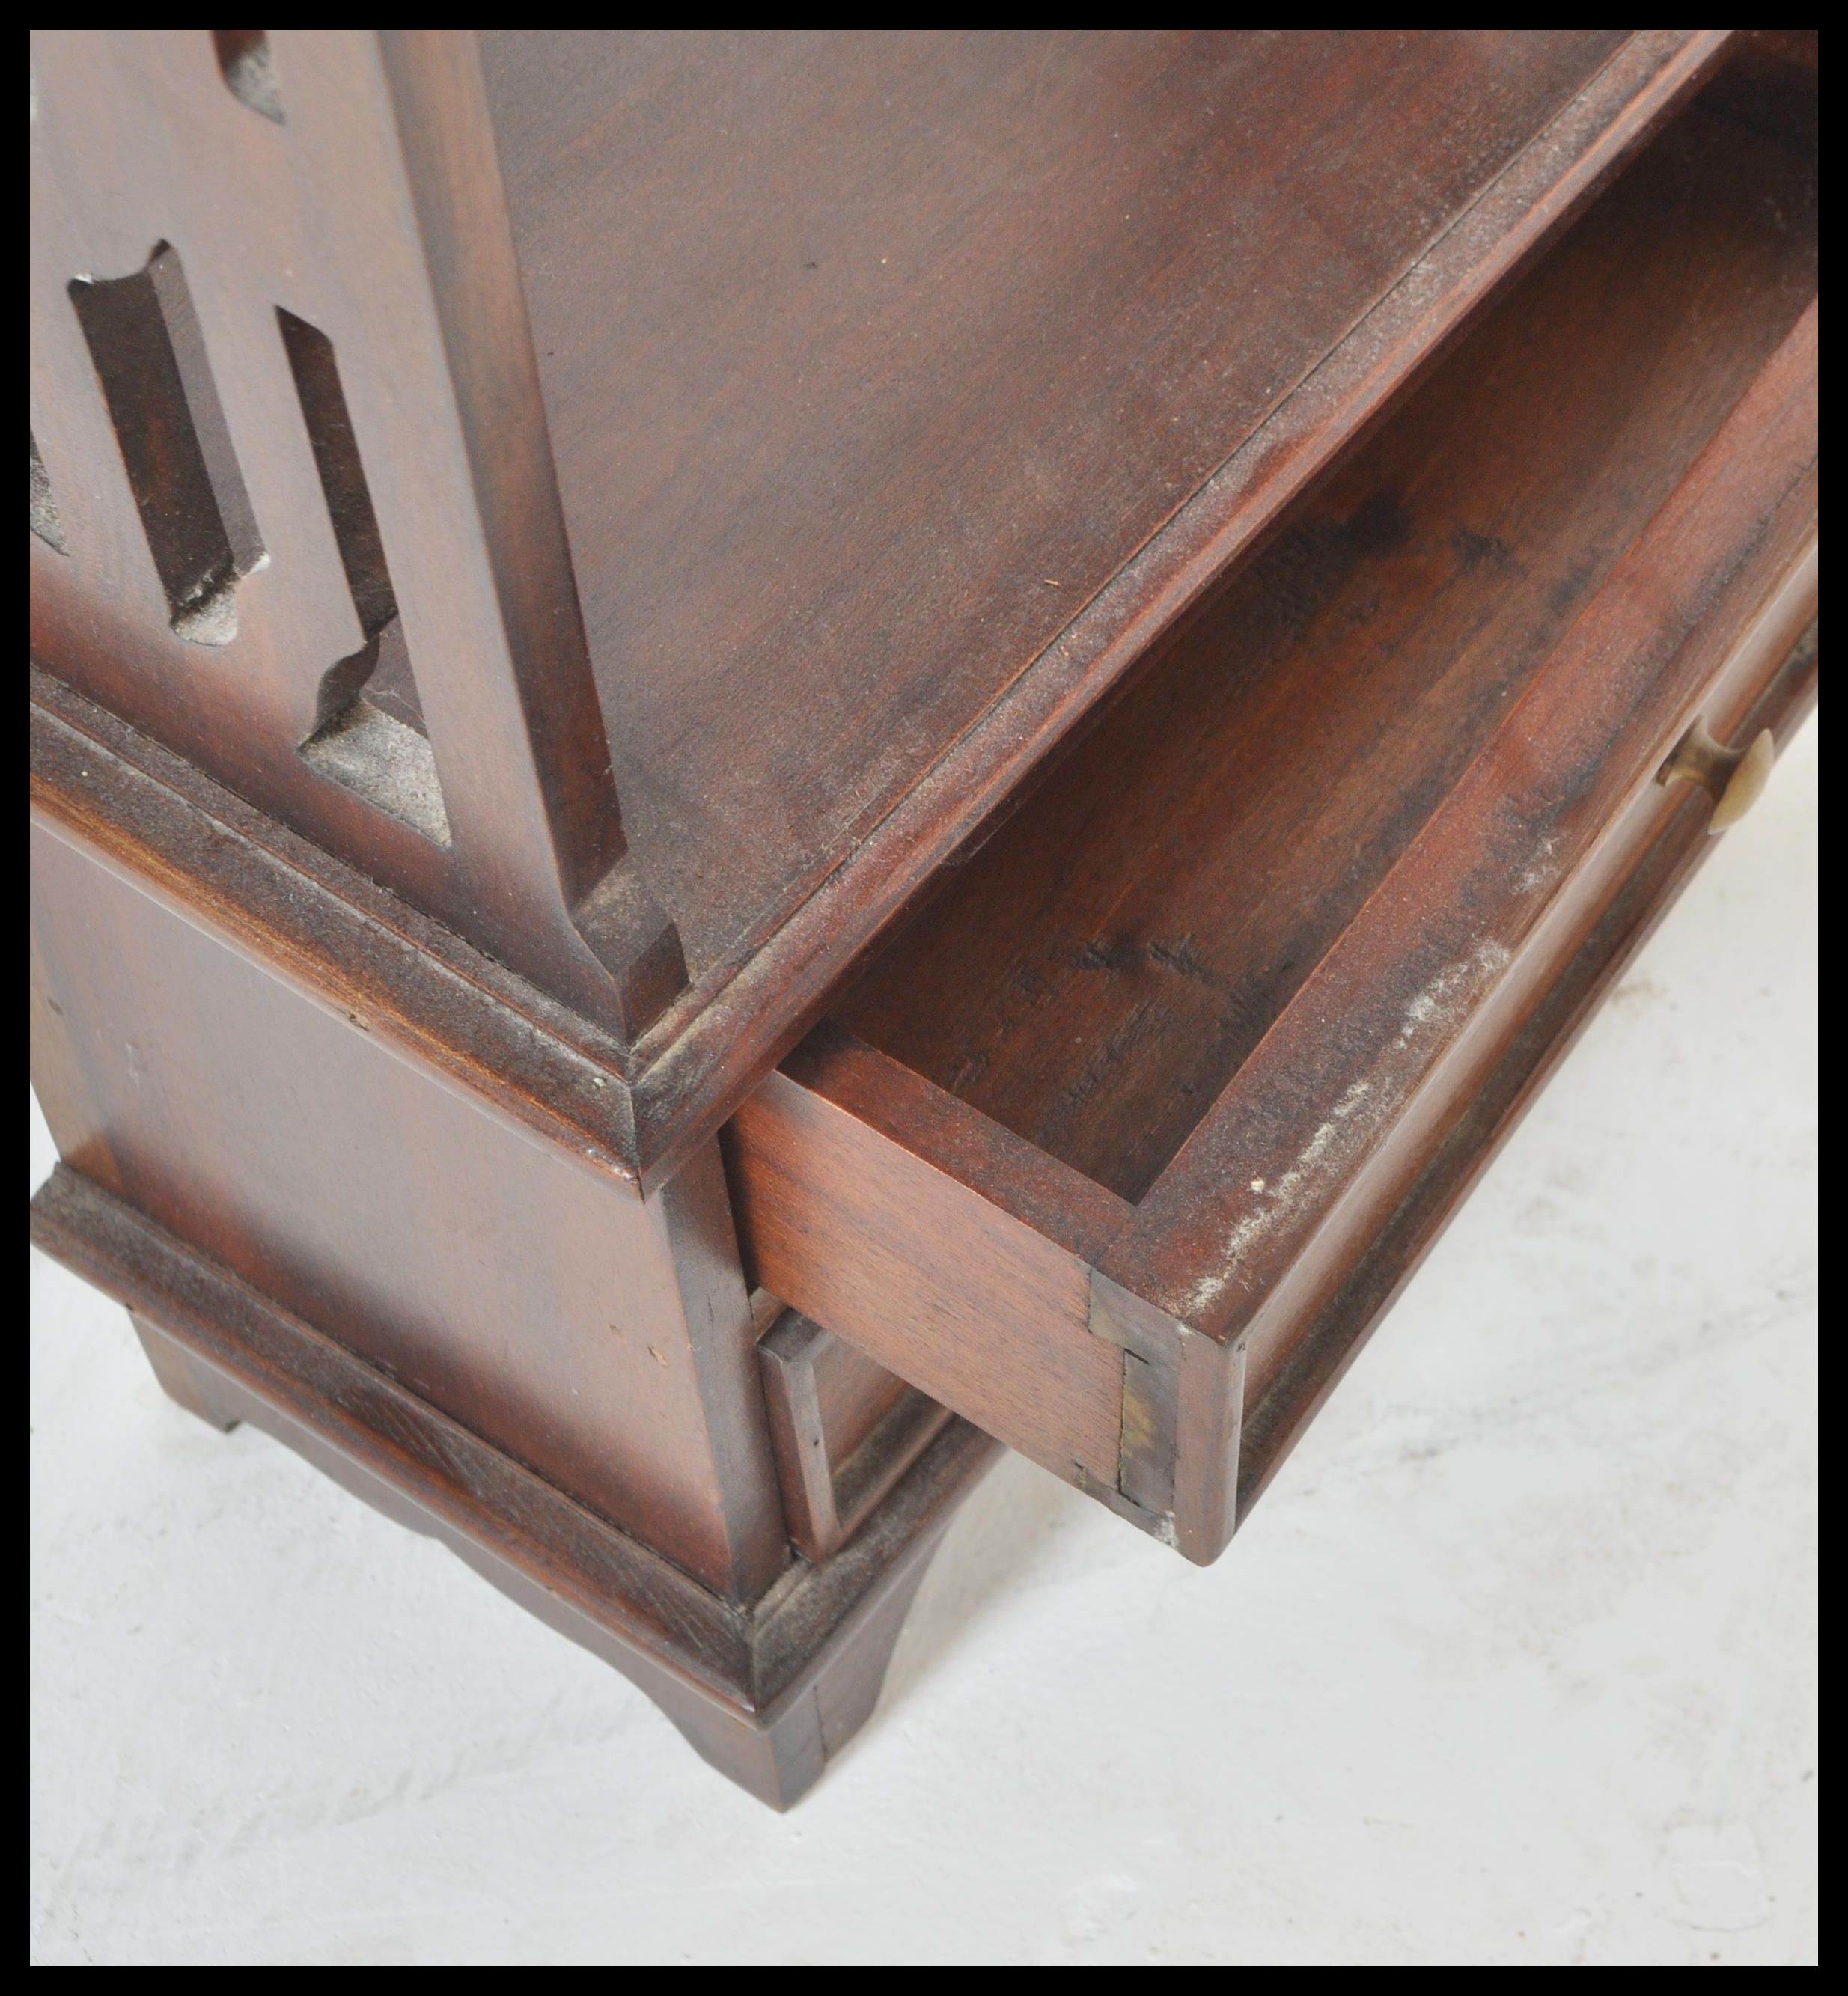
[726, 55, 1820, 1562]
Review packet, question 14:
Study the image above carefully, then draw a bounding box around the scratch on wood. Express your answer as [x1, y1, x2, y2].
[1183, 1077, 1374, 1319]
[1183, 940, 1513, 1320]
[1394, 940, 1512, 1047]
[1515, 837, 1561, 895]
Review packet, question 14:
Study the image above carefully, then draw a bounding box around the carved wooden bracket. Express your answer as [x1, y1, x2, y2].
[29, 29, 684, 1045]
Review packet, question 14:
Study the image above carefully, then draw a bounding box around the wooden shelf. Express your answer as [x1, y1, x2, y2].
[836, 69, 1819, 1203]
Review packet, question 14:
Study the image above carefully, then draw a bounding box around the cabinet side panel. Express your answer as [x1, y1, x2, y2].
[31, 818, 784, 1599]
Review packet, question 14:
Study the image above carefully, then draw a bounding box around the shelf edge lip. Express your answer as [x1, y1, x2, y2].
[1109, 305, 1818, 1339]
[1229, 609, 1819, 1530]
[628, 27, 1736, 1186]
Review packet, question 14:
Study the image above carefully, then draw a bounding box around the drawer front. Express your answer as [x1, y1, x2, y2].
[728, 116, 1819, 1564]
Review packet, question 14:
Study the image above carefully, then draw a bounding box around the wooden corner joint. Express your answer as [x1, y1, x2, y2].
[1086, 1271, 1244, 1564]
[569, 852, 687, 1040]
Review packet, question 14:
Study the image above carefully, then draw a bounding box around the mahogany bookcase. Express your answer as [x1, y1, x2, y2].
[30, 30, 1817, 1805]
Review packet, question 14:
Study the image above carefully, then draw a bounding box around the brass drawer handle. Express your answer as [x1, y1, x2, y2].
[1658, 716, 1776, 832]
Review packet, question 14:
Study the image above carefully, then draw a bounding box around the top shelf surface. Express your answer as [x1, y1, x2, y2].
[487, 30, 1643, 987]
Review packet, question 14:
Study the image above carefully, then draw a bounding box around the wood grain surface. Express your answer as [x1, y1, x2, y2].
[483, 29, 1628, 983]
[841, 75, 1818, 1202]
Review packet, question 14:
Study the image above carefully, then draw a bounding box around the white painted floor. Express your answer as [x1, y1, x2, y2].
[30, 719, 1817, 1967]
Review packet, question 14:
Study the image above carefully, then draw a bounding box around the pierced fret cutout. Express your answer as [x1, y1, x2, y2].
[69, 242, 264, 645]
[29, 433, 67, 554]
[281, 307, 451, 846]
[212, 32, 284, 123]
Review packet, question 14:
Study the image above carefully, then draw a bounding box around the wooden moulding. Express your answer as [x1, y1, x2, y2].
[727, 71, 1820, 1563]
[29, 1165, 1000, 1811]
[29, 664, 654, 1189]
[30, 31, 1734, 1185]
